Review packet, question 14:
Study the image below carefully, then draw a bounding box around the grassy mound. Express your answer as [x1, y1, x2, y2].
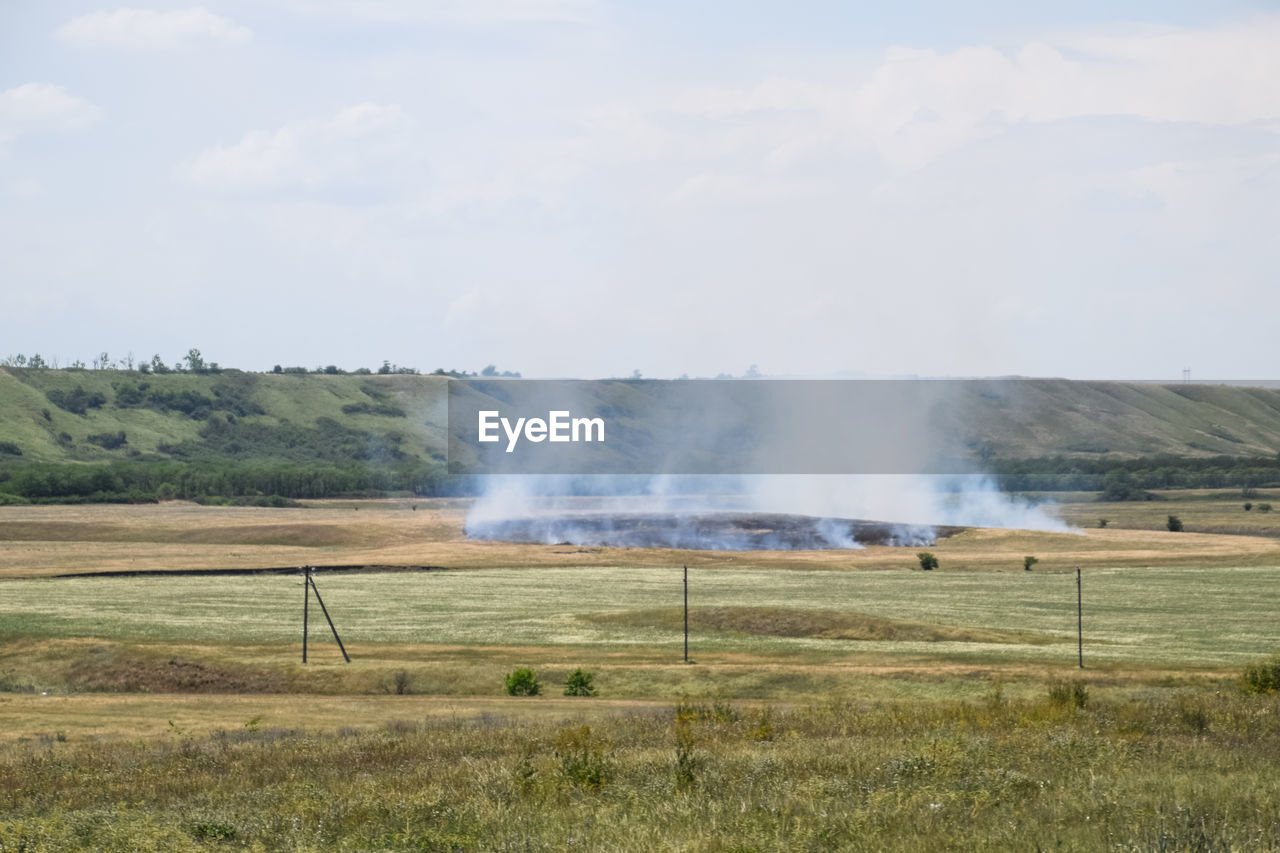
[586, 605, 1053, 644]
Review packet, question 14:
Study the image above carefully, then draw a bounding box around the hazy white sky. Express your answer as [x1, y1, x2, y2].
[2, 1, 1277, 378]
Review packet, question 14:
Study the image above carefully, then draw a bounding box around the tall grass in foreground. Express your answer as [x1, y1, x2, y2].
[3, 685, 1280, 851]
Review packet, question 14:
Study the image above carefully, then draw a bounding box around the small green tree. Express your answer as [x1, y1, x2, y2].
[564, 668, 596, 697]
[1166, 515, 1183, 532]
[1098, 518, 1108, 528]
[1023, 555, 1039, 571]
[917, 551, 938, 571]
[505, 667, 540, 696]
[1244, 502, 1253, 511]
[1241, 656, 1280, 693]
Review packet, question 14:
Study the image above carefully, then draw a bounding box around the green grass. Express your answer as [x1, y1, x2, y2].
[3, 565, 1280, 668]
[0, 369, 448, 465]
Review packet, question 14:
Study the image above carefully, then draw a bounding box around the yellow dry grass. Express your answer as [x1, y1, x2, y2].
[0, 692, 672, 741]
[2, 498, 1278, 579]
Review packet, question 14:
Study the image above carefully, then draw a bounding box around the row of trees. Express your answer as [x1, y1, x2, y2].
[3, 351, 520, 378]
[0, 460, 466, 503]
[993, 454, 1280, 494]
[2, 350, 221, 374]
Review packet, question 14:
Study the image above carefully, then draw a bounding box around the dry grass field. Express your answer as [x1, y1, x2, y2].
[1, 494, 1278, 733]
[5, 494, 1280, 849]
[3, 494, 1279, 579]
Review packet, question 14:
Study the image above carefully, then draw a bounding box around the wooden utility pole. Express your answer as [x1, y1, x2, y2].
[683, 564, 689, 664]
[1076, 567, 1084, 669]
[301, 566, 350, 664]
[302, 567, 310, 663]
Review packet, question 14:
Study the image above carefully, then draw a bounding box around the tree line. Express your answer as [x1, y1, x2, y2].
[992, 453, 1280, 495]
[2, 350, 520, 378]
[0, 460, 467, 505]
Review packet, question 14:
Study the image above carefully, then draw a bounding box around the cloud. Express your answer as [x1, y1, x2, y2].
[651, 16, 1280, 172]
[56, 7, 252, 49]
[181, 103, 413, 194]
[285, 0, 594, 26]
[0, 83, 101, 144]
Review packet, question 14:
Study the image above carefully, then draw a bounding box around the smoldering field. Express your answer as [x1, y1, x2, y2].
[462, 473, 1071, 550]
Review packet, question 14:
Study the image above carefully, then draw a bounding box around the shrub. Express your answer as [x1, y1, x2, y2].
[0, 441, 21, 456]
[393, 670, 411, 695]
[917, 551, 938, 571]
[87, 431, 127, 450]
[46, 387, 107, 415]
[1023, 555, 1039, 571]
[1244, 502, 1253, 511]
[564, 668, 596, 697]
[1241, 656, 1280, 694]
[1258, 503, 1273, 513]
[1098, 518, 1108, 528]
[674, 718, 697, 791]
[1166, 515, 1183, 532]
[505, 667, 540, 696]
[1047, 678, 1088, 709]
[555, 725, 611, 789]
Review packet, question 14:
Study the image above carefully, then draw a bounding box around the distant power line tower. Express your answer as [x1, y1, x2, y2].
[1182, 368, 1191, 384]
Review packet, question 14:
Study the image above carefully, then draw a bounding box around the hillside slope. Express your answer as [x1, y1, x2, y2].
[0, 369, 448, 465]
[1, 371, 1278, 472]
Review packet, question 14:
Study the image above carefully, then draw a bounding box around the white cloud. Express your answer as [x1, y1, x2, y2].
[182, 103, 413, 193]
[652, 16, 1280, 172]
[0, 83, 101, 144]
[56, 7, 252, 49]
[286, 0, 594, 26]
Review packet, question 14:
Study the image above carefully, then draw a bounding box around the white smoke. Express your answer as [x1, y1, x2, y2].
[740, 474, 1073, 532]
[464, 473, 1073, 550]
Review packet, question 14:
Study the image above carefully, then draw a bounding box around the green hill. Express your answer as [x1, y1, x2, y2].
[945, 379, 1280, 460]
[0, 368, 448, 466]
[2, 370, 1279, 502]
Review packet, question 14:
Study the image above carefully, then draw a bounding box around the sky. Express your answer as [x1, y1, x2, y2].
[2, 1, 1278, 379]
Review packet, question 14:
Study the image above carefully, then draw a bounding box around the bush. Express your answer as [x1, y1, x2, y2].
[555, 725, 611, 789]
[505, 667, 540, 696]
[1098, 518, 1108, 528]
[564, 668, 596, 696]
[1245, 502, 1253, 511]
[45, 386, 107, 416]
[1166, 515, 1183, 532]
[917, 551, 938, 571]
[1023, 555, 1039, 571]
[1241, 656, 1280, 694]
[87, 431, 127, 450]
[1047, 678, 1088, 708]
[0, 442, 21, 456]
[1258, 503, 1273, 513]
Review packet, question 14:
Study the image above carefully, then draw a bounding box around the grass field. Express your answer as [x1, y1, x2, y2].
[4, 495, 1280, 849]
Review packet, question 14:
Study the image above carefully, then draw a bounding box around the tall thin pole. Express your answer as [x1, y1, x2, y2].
[683, 564, 689, 663]
[302, 566, 309, 663]
[1076, 567, 1083, 669]
[309, 574, 351, 663]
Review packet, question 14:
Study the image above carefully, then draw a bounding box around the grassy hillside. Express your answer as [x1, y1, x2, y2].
[2, 371, 1279, 502]
[953, 379, 1280, 459]
[0, 368, 449, 465]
